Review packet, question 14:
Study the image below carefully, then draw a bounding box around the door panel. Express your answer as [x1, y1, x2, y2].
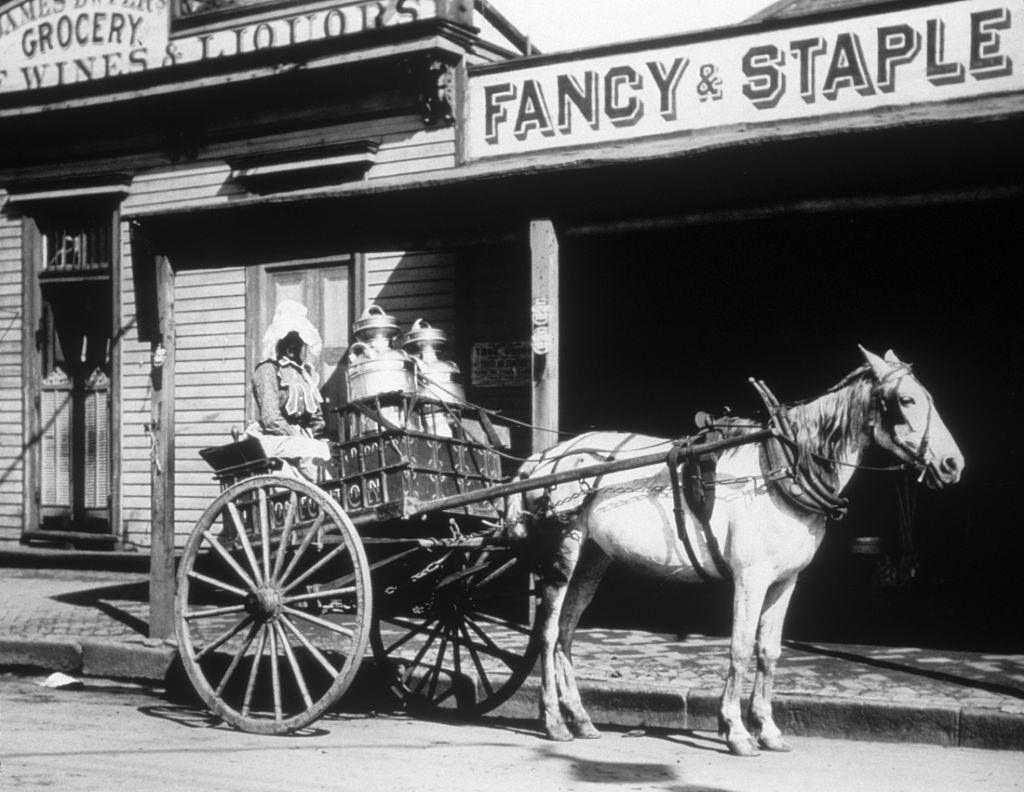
[257, 259, 352, 438]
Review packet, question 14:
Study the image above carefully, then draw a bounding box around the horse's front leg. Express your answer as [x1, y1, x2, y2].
[748, 575, 798, 752]
[720, 574, 769, 757]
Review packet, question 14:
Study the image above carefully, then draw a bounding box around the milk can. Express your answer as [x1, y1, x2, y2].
[345, 305, 415, 436]
[403, 319, 464, 436]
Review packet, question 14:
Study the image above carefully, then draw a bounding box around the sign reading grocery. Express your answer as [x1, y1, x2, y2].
[0, 0, 435, 92]
[468, 0, 1023, 159]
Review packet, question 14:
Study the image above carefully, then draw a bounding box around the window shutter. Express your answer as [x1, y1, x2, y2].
[84, 369, 110, 509]
[40, 369, 72, 508]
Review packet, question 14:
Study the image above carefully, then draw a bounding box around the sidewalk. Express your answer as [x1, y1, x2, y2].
[1, 547, 1022, 751]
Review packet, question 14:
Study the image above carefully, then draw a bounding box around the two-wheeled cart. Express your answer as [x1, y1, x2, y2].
[175, 392, 769, 734]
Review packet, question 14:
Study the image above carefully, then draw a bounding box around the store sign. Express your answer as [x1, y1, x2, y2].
[468, 0, 1024, 159]
[0, 0, 436, 93]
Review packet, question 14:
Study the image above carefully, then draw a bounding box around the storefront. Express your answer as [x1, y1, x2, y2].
[0, 0, 529, 557]
[1, 0, 1020, 645]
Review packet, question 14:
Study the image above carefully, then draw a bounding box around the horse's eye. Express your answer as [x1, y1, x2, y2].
[899, 395, 916, 407]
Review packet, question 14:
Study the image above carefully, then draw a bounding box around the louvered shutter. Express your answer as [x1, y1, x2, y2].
[84, 369, 110, 509]
[40, 370, 72, 508]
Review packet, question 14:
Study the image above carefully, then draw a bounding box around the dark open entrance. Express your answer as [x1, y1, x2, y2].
[559, 196, 1022, 650]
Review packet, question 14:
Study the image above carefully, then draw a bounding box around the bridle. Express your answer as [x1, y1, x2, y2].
[750, 362, 937, 519]
[869, 364, 935, 483]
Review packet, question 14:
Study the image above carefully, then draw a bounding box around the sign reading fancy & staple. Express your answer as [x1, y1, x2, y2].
[0, 0, 436, 93]
[468, 0, 1024, 159]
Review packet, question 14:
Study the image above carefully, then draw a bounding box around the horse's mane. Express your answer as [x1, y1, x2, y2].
[786, 365, 876, 471]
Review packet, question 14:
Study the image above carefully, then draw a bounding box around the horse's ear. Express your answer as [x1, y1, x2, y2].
[883, 349, 902, 365]
[858, 344, 891, 379]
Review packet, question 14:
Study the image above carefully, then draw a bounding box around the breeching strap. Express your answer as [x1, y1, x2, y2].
[668, 442, 731, 583]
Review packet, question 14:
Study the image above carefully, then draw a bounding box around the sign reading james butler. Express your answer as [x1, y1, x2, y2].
[0, 0, 436, 92]
[468, 0, 1024, 159]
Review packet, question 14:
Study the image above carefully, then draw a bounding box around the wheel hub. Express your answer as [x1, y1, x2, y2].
[246, 585, 283, 621]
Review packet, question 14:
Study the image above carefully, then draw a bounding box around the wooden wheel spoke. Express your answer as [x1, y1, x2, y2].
[201, 530, 258, 592]
[282, 541, 350, 595]
[268, 625, 282, 721]
[226, 501, 264, 586]
[417, 627, 450, 702]
[282, 586, 356, 606]
[187, 569, 248, 599]
[279, 512, 327, 585]
[459, 621, 495, 697]
[281, 605, 354, 639]
[271, 492, 299, 581]
[470, 610, 534, 636]
[464, 615, 523, 668]
[258, 487, 272, 584]
[401, 619, 445, 684]
[279, 615, 340, 679]
[378, 615, 438, 655]
[194, 615, 254, 661]
[273, 622, 313, 710]
[241, 628, 268, 717]
[184, 603, 248, 621]
[214, 621, 262, 696]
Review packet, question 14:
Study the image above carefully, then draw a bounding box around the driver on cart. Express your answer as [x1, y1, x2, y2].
[246, 299, 332, 481]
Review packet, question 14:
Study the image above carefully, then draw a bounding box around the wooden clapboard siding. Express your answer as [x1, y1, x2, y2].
[0, 212, 23, 540]
[365, 250, 456, 342]
[171, 267, 246, 544]
[122, 116, 455, 213]
[117, 221, 158, 546]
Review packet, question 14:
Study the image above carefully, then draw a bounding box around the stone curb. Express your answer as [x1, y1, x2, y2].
[2, 636, 1022, 751]
[492, 677, 1023, 751]
[0, 636, 176, 681]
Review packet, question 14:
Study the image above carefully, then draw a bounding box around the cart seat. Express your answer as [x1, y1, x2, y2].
[199, 436, 281, 484]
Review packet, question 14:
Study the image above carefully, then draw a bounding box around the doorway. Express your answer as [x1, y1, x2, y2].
[251, 257, 354, 437]
[33, 209, 115, 539]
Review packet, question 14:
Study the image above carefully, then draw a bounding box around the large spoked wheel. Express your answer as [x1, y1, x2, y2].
[175, 474, 372, 734]
[370, 542, 541, 717]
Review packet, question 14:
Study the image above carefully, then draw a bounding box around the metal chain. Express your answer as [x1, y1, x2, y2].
[512, 465, 793, 528]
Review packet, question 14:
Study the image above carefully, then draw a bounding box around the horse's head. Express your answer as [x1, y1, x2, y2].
[859, 346, 964, 489]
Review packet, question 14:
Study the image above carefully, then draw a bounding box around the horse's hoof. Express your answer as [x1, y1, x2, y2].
[726, 736, 761, 757]
[758, 734, 793, 752]
[546, 725, 574, 742]
[572, 723, 602, 739]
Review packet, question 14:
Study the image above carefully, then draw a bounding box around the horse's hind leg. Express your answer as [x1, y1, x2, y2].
[554, 540, 611, 739]
[536, 524, 588, 742]
[748, 576, 798, 752]
[538, 577, 574, 741]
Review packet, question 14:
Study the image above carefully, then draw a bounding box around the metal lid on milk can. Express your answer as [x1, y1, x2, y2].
[402, 318, 448, 352]
[352, 305, 401, 342]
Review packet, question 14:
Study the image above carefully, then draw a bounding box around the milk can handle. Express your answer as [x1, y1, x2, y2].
[411, 318, 430, 331]
[364, 305, 385, 317]
[347, 341, 370, 360]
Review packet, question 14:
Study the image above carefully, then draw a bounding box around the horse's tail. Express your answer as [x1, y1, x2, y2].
[503, 454, 543, 542]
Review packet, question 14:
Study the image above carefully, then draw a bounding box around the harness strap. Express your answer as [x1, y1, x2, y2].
[668, 441, 731, 582]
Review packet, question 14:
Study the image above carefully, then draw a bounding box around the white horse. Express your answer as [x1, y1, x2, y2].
[510, 347, 963, 756]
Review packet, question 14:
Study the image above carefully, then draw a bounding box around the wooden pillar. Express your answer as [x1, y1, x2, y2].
[149, 255, 176, 640]
[530, 219, 559, 454]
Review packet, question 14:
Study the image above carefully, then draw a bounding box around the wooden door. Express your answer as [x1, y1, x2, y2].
[254, 258, 352, 437]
